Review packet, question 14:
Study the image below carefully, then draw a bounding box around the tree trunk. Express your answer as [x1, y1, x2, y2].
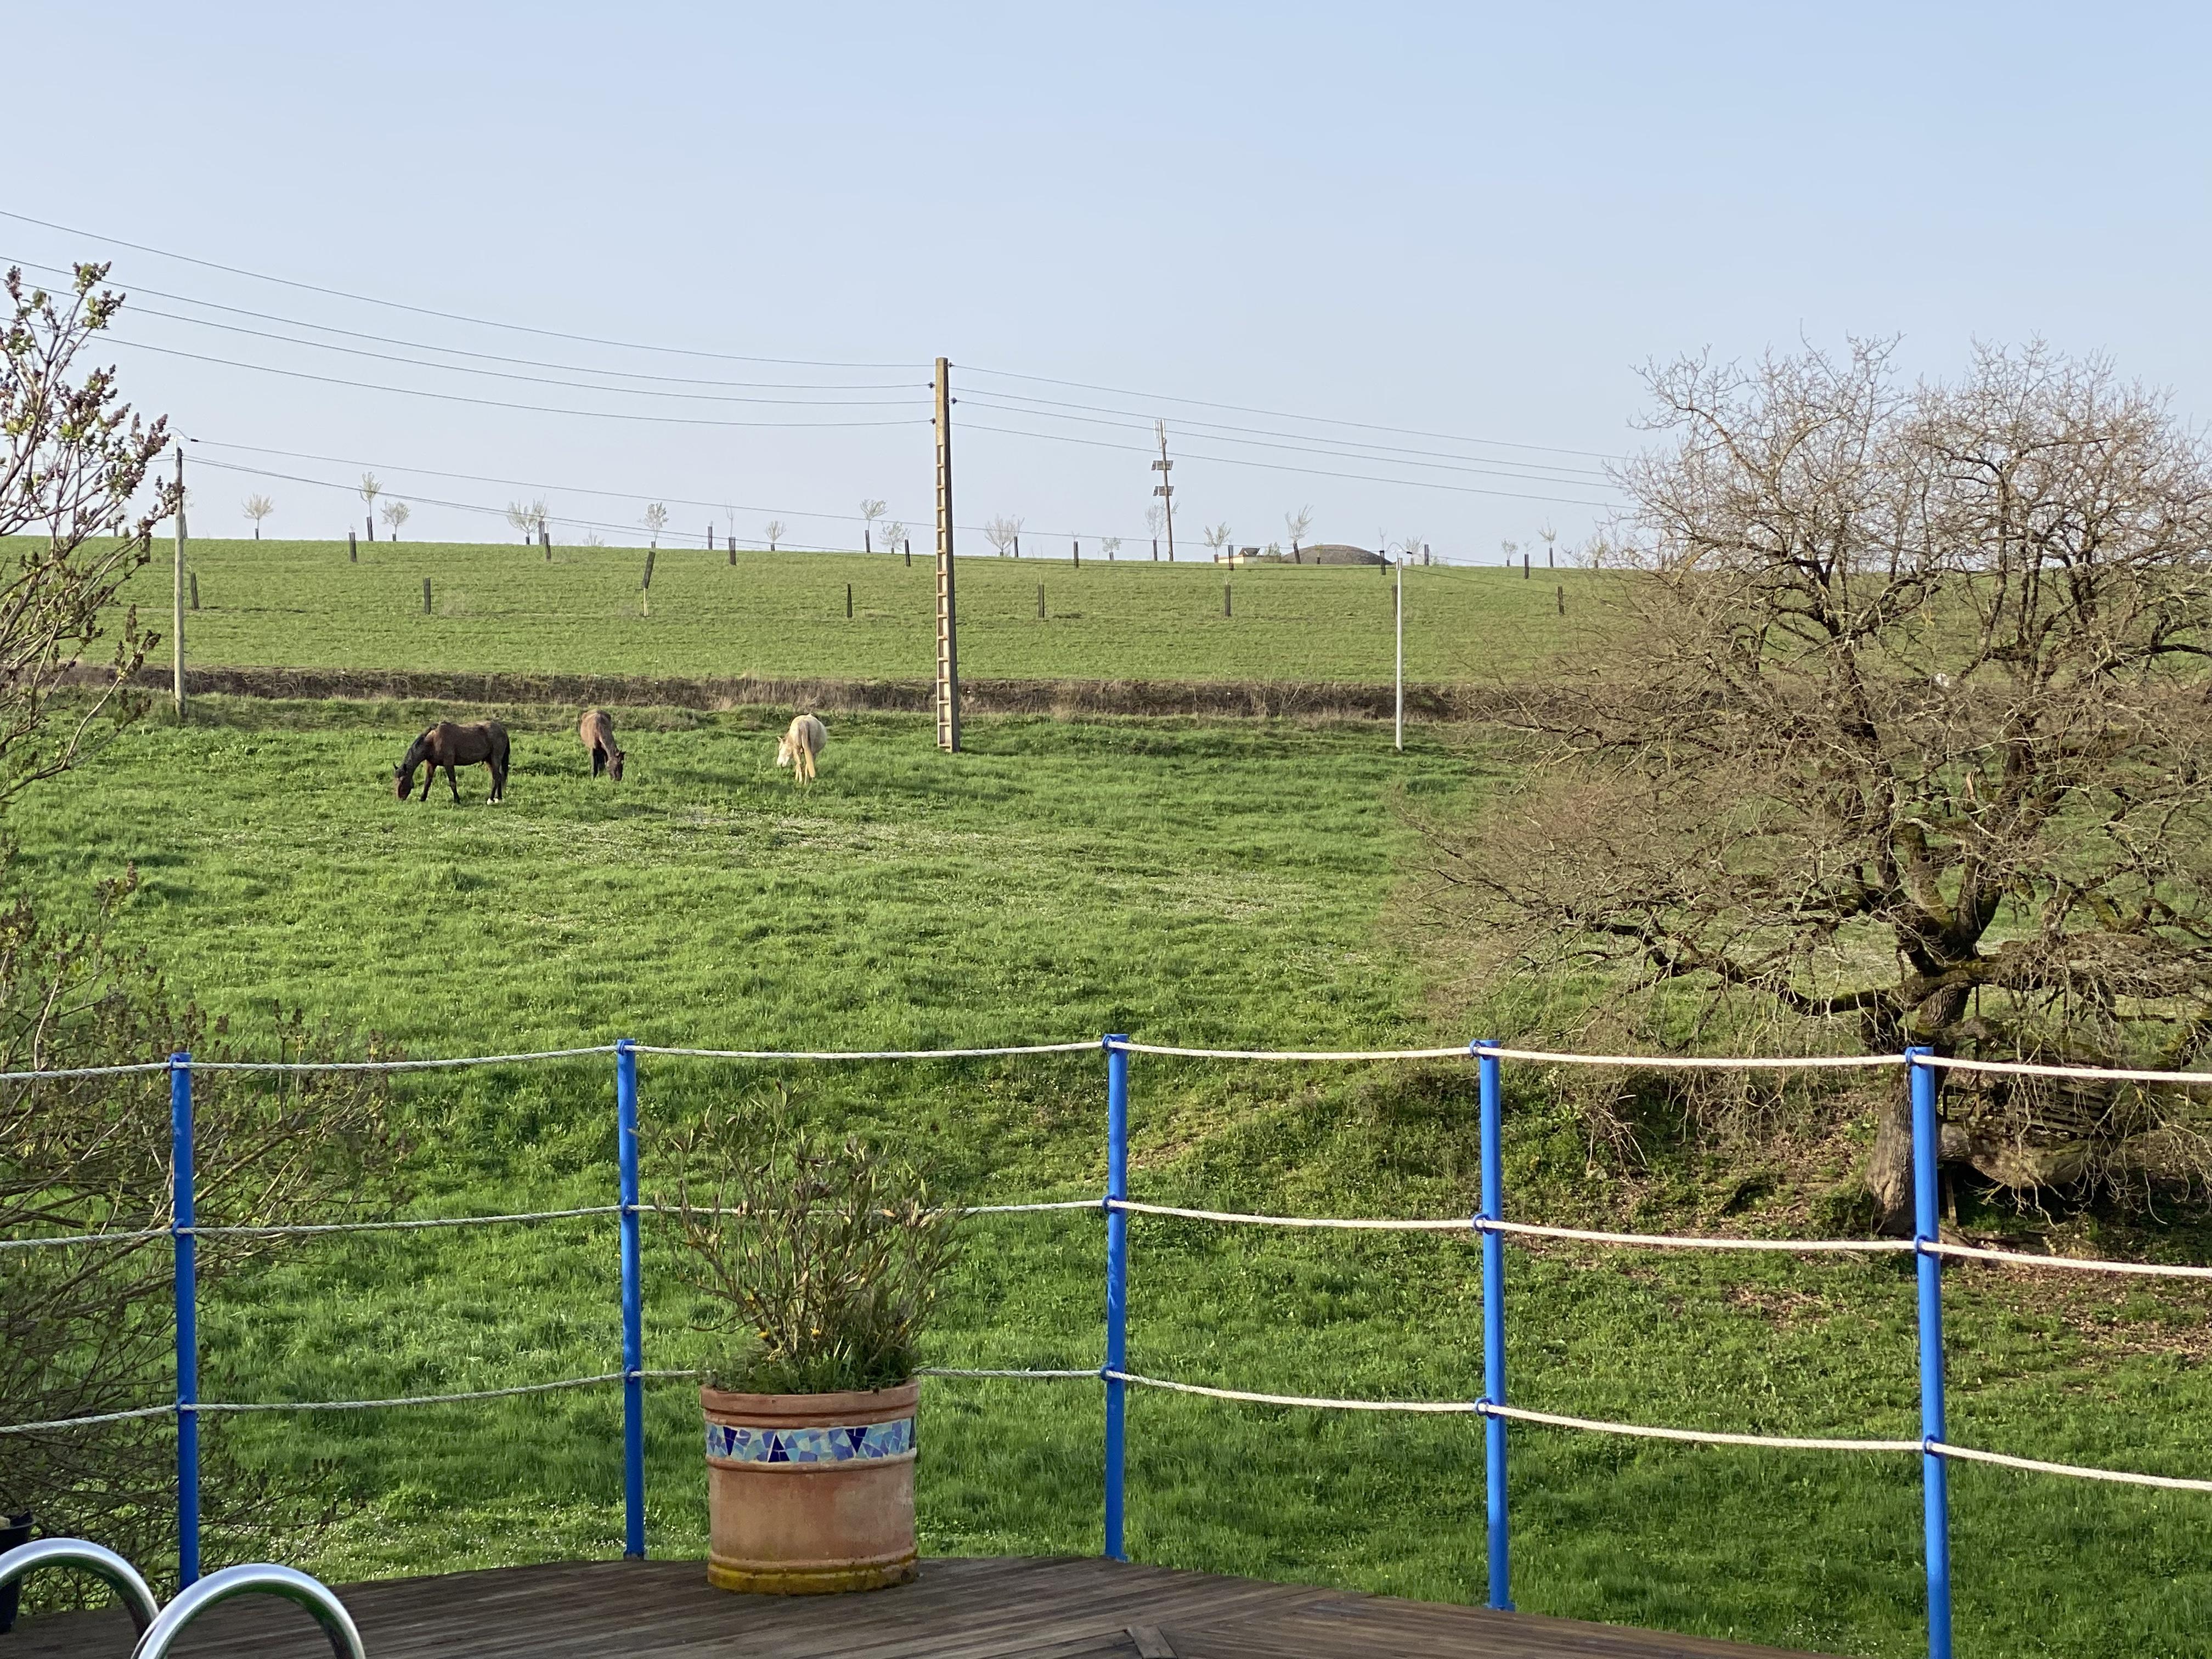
[1866, 1078, 1916, 1233]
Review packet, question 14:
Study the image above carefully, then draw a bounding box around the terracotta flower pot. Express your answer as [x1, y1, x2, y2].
[700, 1379, 918, 1594]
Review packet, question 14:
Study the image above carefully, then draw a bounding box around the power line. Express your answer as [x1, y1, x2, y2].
[961, 422, 1616, 509]
[5, 252, 915, 390]
[113, 340, 926, 431]
[969, 387, 1615, 480]
[110, 313, 921, 407]
[0, 209, 921, 370]
[960, 363, 1627, 462]
[4, 220, 1616, 464]
[961, 397, 1622, 490]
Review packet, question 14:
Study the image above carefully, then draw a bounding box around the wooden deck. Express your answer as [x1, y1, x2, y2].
[9, 1556, 1835, 1658]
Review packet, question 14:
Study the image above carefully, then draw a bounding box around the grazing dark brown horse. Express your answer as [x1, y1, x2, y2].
[394, 721, 510, 804]
[578, 708, 624, 781]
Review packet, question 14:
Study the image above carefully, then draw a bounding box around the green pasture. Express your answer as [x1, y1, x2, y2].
[11, 700, 2212, 1658]
[103, 538, 1604, 684]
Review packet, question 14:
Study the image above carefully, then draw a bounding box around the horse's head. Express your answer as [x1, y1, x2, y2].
[608, 748, 625, 782]
[775, 737, 794, 769]
[394, 734, 427, 797]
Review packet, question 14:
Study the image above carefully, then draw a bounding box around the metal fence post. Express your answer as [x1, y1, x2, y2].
[170, 1052, 199, 1587]
[1103, 1035, 1131, 1561]
[1910, 1048, 1952, 1659]
[616, 1039, 645, 1560]
[1476, 1039, 1512, 1611]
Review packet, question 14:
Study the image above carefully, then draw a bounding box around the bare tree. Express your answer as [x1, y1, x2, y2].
[1421, 340, 2212, 1224]
[1145, 503, 1164, 538]
[859, 498, 887, 554]
[984, 515, 1023, 557]
[1100, 535, 1122, 561]
[1285, 506, 1313, 554]
[642, 502, 668, 546]
[358, 472, 381, 538]
[380, 500, 410, 541]
[1202, 522, 1233, 561]
[764, 519, 786, 552]
[1499, 537, 1518, 568]
[881, 519, 907, 558]
[0, 264, 175, 806]
[504, 501, 535, 543]
[242, 494, 274, 539]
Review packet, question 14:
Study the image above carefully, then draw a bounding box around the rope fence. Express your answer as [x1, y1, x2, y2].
[7, 1034, 2212, 1659]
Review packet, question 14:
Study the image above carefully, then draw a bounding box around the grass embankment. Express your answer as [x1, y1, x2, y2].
[107, 539, 1603, 684]
[12, 701, 2212, 1658]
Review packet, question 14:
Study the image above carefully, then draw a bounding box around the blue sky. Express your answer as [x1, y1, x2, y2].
[8, 2, 2206, 557]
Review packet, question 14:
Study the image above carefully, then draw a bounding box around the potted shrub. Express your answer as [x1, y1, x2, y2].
[665, 1104, 958, 1594]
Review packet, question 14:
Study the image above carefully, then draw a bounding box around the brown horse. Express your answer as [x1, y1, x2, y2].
[395, 721, 510, 804]
[578, 708, 625, 781]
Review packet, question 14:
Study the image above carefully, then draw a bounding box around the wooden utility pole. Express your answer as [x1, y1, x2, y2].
[933, 357, 961, 752]
[1152, 422, 1177, 562]
[1394, 554, 1404, 754]
[172, 446, 186, 718]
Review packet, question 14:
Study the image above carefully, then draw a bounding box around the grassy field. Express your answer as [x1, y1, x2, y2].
[100, 538, 1604, 684]
[10, 697, 2212, 1658]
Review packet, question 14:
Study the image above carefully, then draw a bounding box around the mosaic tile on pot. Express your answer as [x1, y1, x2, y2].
[706, 1418, 915, 1464]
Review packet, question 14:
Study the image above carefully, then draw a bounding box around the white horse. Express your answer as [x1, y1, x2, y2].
[775, 713, 827, 783]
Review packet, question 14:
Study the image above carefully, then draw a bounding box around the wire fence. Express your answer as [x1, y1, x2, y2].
[6, 1034, 2210, 1659]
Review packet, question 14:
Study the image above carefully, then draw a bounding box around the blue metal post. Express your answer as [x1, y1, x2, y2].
[1476, 1040, 1512, 1611]
[170, 1052, 199, 1588]
[617, 1039, 645, 1560]
[1103, 1035, 1131, 1561]
[1910, 1048, 1952, 1659]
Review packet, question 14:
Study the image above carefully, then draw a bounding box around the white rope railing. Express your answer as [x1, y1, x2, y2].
[1483, 1218, 1914, 1254]
[1106, 1041, 1476, 1062]
[0, 1404, 175, 1435]
[191, 1206, 621, 1237]
[0, 1061, 173, 1081]
[187, 1046, 618, 1073]
[194, 1369, 704, 1414]
[1928, 1441, 2212, 1492]
[923, 1367, 1099, 1380]
[4, 1037, 2210, 1082]
[1482, 1047, 1905, 1071]
[635, 1041, 1101, 1060]
[1915, 1054, 2212, 1086]
[1107, 1370, 1482, 1413]
[1482, 1401, 1920, 1453]
[1924, 1241, 2212, 1280]
[0, 1226, 171, 1251]
[1108, 1199, 1470, 1232]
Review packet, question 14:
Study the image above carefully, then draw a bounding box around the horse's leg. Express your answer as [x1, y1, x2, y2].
[446, 762, 461, 803]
